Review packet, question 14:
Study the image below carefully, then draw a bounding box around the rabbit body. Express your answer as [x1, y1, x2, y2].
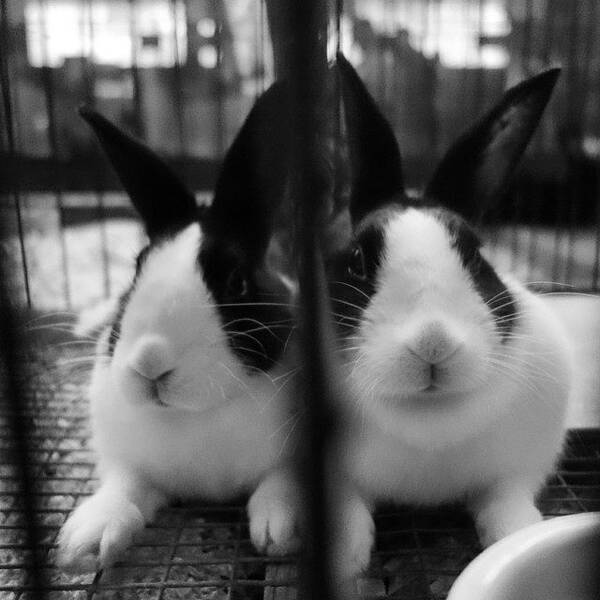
[58, 222, 296, 572]
[89, 225, 292, 502]
[58, 85, 300, 572]
[339, 278, 571, 508]
[324, 55, 573, 578]
[327, 209, 572, 577]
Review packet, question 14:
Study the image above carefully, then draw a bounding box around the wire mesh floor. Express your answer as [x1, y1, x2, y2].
[2, 341, 600, 600]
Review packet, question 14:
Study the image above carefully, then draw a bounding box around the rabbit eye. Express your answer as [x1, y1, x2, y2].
[226, 269, 249, 299]
[347, 245, 367, 281]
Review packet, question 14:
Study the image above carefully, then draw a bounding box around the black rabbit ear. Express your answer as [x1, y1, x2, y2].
[79, 107, 197, 240]
[337, 52, 405, 224]
[425, 68, 561, 221]
[203, 81, 291, 264]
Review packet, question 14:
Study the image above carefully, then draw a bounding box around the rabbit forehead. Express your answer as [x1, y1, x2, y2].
[382, 208, 466, 278]
[380, 207, 517, 336]
[376, 208, 487, 316]
[122, 223, 224, 345]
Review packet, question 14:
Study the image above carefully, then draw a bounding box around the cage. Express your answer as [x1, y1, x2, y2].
[1, 1, 600, 599]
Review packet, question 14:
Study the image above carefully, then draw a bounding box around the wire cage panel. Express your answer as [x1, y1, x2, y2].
[1, 345, 600, 599]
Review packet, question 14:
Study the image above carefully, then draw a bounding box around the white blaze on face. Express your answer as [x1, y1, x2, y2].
[346, 209, 499, 439]
[112, 223, 249, 411]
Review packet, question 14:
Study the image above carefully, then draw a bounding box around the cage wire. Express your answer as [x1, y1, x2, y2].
[1, 0, 600, 599]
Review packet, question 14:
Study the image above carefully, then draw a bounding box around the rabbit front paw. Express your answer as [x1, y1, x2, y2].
[248, 470, 301, 556]
[332, 496, 375, 580]
[56, 494, 145, 572]
[249, 495, 301, 556]
[471, 484, 542, 547]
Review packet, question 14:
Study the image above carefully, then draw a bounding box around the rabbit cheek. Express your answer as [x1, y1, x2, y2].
[220, 297, 289, 373]
[199, 245, 292, 375]
[445, 213, 519, 341]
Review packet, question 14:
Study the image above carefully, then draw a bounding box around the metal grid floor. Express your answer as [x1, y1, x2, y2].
[2, 343, 600, 600]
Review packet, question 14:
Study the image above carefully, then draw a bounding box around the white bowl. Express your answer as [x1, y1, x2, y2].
[447, 513, 600, 600]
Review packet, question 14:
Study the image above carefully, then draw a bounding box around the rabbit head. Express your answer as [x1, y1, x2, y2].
[330, 54, 560, 443]
[81, 83, 293, 412]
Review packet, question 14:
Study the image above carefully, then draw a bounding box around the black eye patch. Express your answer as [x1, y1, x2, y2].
[198, 242, 292, 374]
[107, 244, 152, 357]
[327, 225, 386, 336]
[437, 210, 519, 339]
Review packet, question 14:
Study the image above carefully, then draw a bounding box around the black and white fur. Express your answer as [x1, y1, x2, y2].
[324, 55, 573, 577]
[57, 85, 301, 571]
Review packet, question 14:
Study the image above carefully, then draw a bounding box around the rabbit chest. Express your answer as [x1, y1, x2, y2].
[89, 363, 293, 501]
[339, 378, 568, 506]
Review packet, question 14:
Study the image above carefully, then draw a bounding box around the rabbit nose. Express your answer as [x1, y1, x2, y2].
[406, 321, 463, 365]
[128, 336, 175, 381]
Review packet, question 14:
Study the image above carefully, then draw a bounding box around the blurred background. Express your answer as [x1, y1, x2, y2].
[1, 4, 600, 599]
[1, 0, 599, 311]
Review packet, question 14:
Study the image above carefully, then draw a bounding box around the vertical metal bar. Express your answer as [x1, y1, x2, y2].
[458, 0, 472, 129]
[540, 0, 557, 64]
[509, 189, 522, 274]
[545, 0, 564, 286]
[84, 0, 111, 299]
[521, 0, 536, 283]
[81, 0, 94, 105]
[525, 182, 539, 284]
[585, 0, 600, 290]
[521, 0, 534, 73]
[375, 0, 385, 105]
[0, 77, 6, 152]
[0, 254, 46, 600]
[252, 0, 267, 97]
[566, 0, 599, 288]
[259, 0, 266, 92]
[508, 0, 532, 279]
[38, 0, 72, 308]
[593, 167, 600, 291]
[128, 0, 145, 139]
[474, 0, 485, 116]
[563, 3, 582, 285]
[430, 0, 441, 158]
[0, 14, 45, 595]
[579, 0, 598, 119]
[335, 0, 343, 54]
[333, 0, 344, 215]
[214, 4, 225, 157]
[265, 0, 290, 80]
[0, 0, 31, 307]
[285, 1, 336, 598]
[171, 0, 185, 154]
[255, 0, 262, 98]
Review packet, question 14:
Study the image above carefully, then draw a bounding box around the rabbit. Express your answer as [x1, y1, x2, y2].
[321, 54, 574, 578]
[57, 83, 302, 572]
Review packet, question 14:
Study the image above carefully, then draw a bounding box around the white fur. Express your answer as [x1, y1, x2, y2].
[74, 296, 119, 339]
[331, 209, 573, 576]
[57, 223, 298, 571]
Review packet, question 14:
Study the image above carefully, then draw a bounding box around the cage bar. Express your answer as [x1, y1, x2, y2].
[0, 0, 32, 308]
[128, 0, 145, 139]
[283, 0, 336, 597]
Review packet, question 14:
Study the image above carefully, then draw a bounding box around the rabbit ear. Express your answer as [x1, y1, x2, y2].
[425, 68, 560, 221]
[79, 107, 197, 240]
[203, 81, 291, 265]
[337, 52, 405, 224]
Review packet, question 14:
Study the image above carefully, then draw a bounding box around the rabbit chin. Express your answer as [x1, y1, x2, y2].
[347, 361, 520, 448]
